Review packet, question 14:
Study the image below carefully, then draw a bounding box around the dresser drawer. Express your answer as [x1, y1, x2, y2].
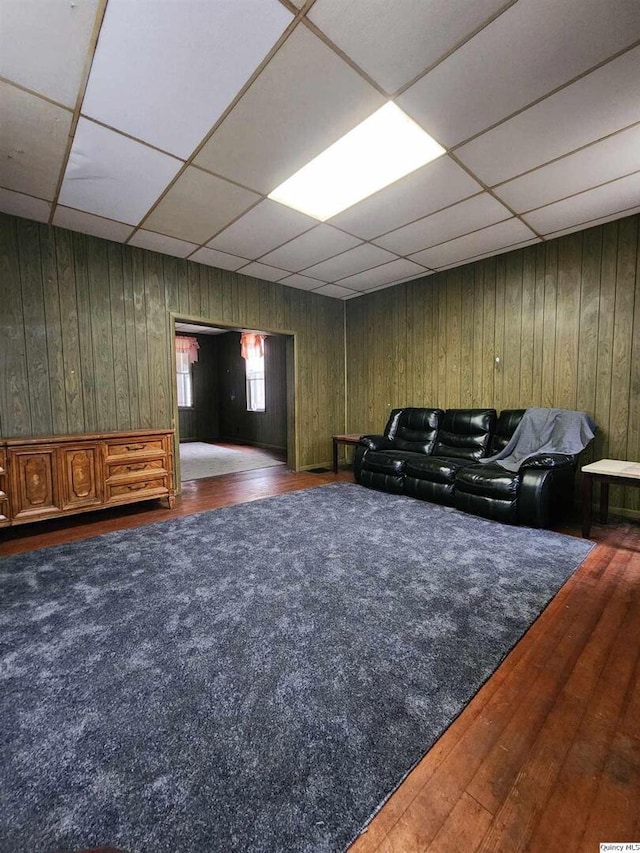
[0, 497, 9, 526]
[106, 457, 167, 480]
[106, 477, 168, 503]
[105, 437, 166, 459]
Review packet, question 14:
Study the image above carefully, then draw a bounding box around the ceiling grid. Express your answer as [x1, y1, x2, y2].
[1, 0, 639, 299]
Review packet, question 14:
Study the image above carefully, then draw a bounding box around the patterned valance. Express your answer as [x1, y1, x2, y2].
[175, 336, 199, 363]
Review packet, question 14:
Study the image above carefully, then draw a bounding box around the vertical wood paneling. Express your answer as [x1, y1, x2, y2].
[493, 255, 506, 414]
[0, 212, 344, 471]
[594, 224, 618, 460]
[520, 246, 536, 407]
[532, 243, 546, 404]
[87, 236, 117, 431]
[122, 248, 141, 428]
[482, 259, 496, 405]
[74, 233, 98, 433]
[56, 229, 84, 433]
[460, 266, 474, 406]
[554, 233, 582, 410]
[346, 212, 640, 515]
[446, 271, 462, 408]
[609, 217, 637, 509]
[131, 247, 152, 429]
[471, 264, 484, 406]
[17, 218, 52, 435]
[628, 240, 640, 511]
[144, 251, 171, 428]
[503, 251, 523, 408]
[541, 242, 558, 409]
[40, 224, 68, 435]
[576, 227, 603, 462]
[0, 216, 29, 436]
[108, 242, 131, 431]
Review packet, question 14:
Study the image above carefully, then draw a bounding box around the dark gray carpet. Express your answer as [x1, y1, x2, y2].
[0, 483, 593, 853]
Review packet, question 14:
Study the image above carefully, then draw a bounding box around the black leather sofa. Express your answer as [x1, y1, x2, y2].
[354, 407, 582, 527]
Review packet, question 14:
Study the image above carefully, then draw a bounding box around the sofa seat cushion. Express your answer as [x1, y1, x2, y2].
[361, 450, 425, 476]
[404, 455, 472, 485]
[455, 463, 521, 500]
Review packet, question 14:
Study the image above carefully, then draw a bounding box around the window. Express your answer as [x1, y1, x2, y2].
[245, 354, 265, 412]
[175, 336, 199, 408]
[241, 332, 266, 413]
[176, 350, 193, 408]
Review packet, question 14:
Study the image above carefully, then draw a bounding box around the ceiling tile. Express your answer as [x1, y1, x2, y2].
[435, 237, 541, 271]
[0, 0, 101, 108]
[375, 193, 512, 255]
[308, 0, 510, 93]
[238, 261, 292, 282]
[338, 258, 429, 291]
[0, 188, 50, 223]
[279, 274, 326, 291]
[143, 167, 260, 245]
[0, 83, 72, 199]
[208, 199, 316, 258]
[366, 270, 434, 294]
[81, 0, 293, 158]
[543, 206, 640, 240]
[260, 225, 362, 272]
[328, 156, 482, 239]
[128, 230, 199, 258]
[189, 247, 250, 272]
[302, 243, 398, 281]
[522, 172, 640, 235]
[398, 0, 640, 148]
[455, 46, 640, 186]
[410, 218, 536, 268]
[194, 25, 384, 194]
[58, 119, 182, 225]
[52, 206, 134, 242]
[493, 124, 640, 213]
[312, 283, 359, 299]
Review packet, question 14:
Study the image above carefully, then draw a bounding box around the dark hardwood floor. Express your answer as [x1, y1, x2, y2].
[2, 467, 639, 851]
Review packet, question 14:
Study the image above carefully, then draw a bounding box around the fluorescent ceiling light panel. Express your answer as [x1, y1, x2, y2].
[268, 103, 445, 220]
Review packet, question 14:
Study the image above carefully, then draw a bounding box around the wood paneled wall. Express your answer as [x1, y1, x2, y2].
[346, 213, 640, 514]
[177, 333, 220, 442]
[218, 332, 287, 450]
[0, 213, 345, 470]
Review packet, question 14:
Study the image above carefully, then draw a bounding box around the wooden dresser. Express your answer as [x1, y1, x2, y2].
[0, 429, 175, 528]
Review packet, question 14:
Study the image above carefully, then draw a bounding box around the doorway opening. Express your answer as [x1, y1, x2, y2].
[172, 319, 295, 486]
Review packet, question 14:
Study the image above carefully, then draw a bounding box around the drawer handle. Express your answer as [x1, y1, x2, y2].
[127, 463, 147, 472]
[127, 482, 150, 491]
[126, 443, 145, 451]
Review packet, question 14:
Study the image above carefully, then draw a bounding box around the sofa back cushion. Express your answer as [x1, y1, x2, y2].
[432, 408, 497, 460]
[490, 409, 527, 454]
[384, 407, 444, 455]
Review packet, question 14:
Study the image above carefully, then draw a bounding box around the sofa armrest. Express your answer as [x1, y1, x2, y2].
[360, 434, 394, 452]
[520, 453, 576, 471]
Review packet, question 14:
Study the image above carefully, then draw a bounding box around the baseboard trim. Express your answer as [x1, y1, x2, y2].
[298, 460, 334, 472]
[217, 437, 286, 453]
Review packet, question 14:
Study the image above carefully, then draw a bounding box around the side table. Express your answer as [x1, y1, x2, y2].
[581, 458, 640, 537]
[332, 434, 362, 474]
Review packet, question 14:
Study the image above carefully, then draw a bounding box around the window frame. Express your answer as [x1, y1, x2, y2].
[176, 348, 194, 409]
[245, 353, 265, 413]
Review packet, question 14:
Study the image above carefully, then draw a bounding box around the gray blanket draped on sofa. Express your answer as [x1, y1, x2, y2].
[479, 407, 596, 472]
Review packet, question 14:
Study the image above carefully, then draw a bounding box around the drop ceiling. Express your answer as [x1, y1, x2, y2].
[1, 0, 639, 300]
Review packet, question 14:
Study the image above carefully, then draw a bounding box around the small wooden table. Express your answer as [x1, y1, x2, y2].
[581, 458, 640, 537]
[332, 434, 362, 474]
